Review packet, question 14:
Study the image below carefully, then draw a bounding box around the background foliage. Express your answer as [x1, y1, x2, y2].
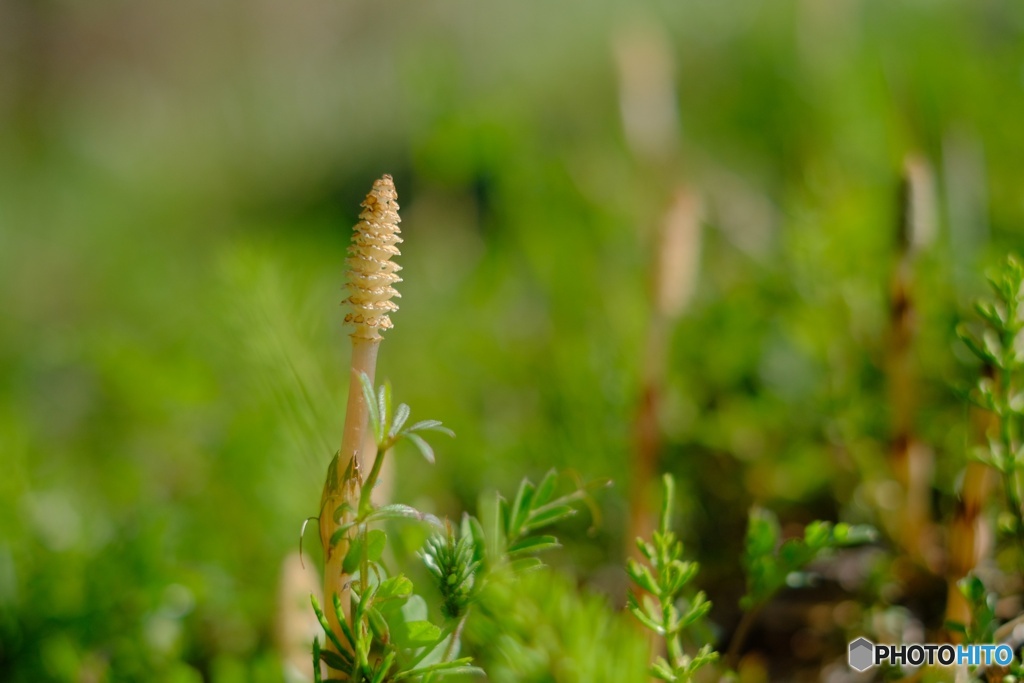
[2, 0, 1024, 680]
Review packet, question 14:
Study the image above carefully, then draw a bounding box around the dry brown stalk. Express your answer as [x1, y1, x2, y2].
[886, 155, 937, 564]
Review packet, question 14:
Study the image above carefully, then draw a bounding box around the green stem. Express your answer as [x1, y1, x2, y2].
[658, 587, 684, 667]
[360, 446, 387, 515]
[441, 616, 468, 663]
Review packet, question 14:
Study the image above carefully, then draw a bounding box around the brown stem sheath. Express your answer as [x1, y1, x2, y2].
[320, 339, 380, 663]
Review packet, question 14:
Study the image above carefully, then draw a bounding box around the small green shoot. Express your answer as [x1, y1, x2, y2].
[421, 520, 481, 620]
[358, 372, 454, 516]
[627, 474, 718, 682]
[725, 508, 875, 666]
[741, 507, 876, 611]
[945, 574, 998, 646]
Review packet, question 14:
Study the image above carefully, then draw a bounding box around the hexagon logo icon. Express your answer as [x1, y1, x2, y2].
[848, 637, 874, 672]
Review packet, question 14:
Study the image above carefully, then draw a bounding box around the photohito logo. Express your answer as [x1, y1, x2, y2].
[848, 638, 874, 672]
[848, 638, 1014, 671]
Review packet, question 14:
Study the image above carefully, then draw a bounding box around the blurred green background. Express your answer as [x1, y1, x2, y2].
[2, 0, 1024, 680]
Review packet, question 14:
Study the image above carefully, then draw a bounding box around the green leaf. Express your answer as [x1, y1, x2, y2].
[367, 606, 390, 644]
[508, 557, 544, 573]
[332, 593, 357, 650]
[627, 596, 665, 634]
[976, 300, 1006, 327]
[343, 529, 387, 574]
[944, 620, 968, 636]
[778, 538, 812, 567]
[312, 636, 322, 683]
[359, 373, 381, 442]
[310, 595, 347, 654]
[332, 501, 357, 525]
[370, 651, 396, 683]
[406, 420, 454, 437]
[679, 591, 712, 628]
[745, 508, 781, 559]
[376, 575, 413, 601]
[390, 403, 411, 438]
[659, 474, 676, 534]
[803, 521, 832, 549]
[328, 522, 357, 549]
[532, 469, 558, 506]
[364, 529, 387, 562]
[318, 647, 352, 672]
[366, 503, 442, 528]
[461, 514, 486, 567]
[507, 534, 559, 557]
[832, 523, 876, 545]
[405, 433, 435, 464]
[401, 594, 428, 621]
[522, 504, 577, 533]
[393, 659, 482, 681]
[987, 334, 1007, 369]
[402, 620, 442, 647]
[381, 599, 440, 649]
[960, 575, 987, 603]
[651, 657, 676, 680]
[509, 479, 536, 538]
[377, 382, 392, 444]
[626, 559, 660, 594]
[475, 492, 506, 567]
[960, 328, 1000, 366]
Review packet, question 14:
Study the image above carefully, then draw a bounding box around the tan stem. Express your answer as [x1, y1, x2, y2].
[340, 339, 381, 479]
[320, 337, 380, 673]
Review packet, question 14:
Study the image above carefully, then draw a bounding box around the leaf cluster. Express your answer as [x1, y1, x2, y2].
[360, 374, 455, 466]
[741, 507, 876, 610]
[478, 469, 610, 574]
[313, 376, 474, 682]
[311, 579, 479, 683]
[958, 256, 1024, 553]
[312, 378, 603, 682]
[421, 518, 481, 620]
[958, 256, 1024, 441]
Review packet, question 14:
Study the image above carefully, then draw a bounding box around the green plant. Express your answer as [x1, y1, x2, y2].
[310, 175, 610, 681]
[958, 254, 1024, 554]
[310, 379, 608, 681]
[311, 374, 480, 682]
[420, 520, 479, 622]
[740, 508, 876, 612]
[464, 569, 649, 683]
[946, 575, 998, 646]
[319, 175, 405, 664]
[626, 474, 717, 682]
[454, 472, 624, 681]
[483, 469, 608, 571]
[945, 254, 1024, 679]
[729, 507, 875, 664]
